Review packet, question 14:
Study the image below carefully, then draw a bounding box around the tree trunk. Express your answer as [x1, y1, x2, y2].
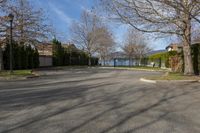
[103, 57, 105, 66]
[182, 16, 194, 75]
[0, 47, 3, 71]
[129, 56, 131, 67]
[183, 45, 194, 75]
[139, 56, 142, 66]
[88, 54, 91, 66]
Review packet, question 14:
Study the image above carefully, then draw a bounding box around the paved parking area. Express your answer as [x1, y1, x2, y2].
[0, 68, 200, 133]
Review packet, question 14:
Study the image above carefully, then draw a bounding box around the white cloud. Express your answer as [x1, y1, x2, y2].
[48, 2, 73, 25]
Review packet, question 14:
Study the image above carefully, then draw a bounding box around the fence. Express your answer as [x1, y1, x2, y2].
[101, 58, 165, 68]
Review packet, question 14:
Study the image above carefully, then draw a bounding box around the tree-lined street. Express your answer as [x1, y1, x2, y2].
[1, 1, 200, 132]
[0, 68, 200, 133]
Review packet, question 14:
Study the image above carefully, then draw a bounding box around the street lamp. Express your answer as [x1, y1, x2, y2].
[8, 13, 14, 74]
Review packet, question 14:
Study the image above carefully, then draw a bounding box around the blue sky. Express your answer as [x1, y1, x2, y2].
[32, 0, 169, 50]
[32, 0, 93, 41]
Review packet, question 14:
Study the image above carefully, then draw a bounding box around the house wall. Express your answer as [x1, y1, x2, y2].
[39, 55, 53, 67]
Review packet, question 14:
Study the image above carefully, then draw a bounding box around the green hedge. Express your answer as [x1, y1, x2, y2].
[52, 39, 98, 66]
[147, 45, 200, 75]
[3, 42, 39, 70]
[191, 43, 200, 75]
[148, 51, 178, 68]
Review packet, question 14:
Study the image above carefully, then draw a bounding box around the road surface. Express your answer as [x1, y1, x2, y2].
[0, 68, 200, 133]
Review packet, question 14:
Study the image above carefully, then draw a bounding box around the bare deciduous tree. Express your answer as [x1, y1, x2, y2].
[0, 0, 6, 3]
[134, 43, 151, 66]
[193, 28, 200, 43]
[0, 0, 7, 7]
[100, 0, 200, 75]
[71, 10, 102, 66]
[0, 0, 52, 70]
[122, 29, 150, 66]
[0, 0, 9, 36]
[96, 26, 115, 66]
[3, 0, 52, 44]
[0, 0, 8, 71]
[122, 43, 136, 67]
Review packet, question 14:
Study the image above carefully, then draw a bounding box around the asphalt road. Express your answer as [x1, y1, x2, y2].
[0, 68, 200, 133]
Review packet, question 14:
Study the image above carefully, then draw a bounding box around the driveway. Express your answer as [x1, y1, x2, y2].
[0, 68, 200, 133]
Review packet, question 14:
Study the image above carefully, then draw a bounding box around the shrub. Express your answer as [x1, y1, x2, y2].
[3, 41, 39, 70]
[52, 39, 99, 66]
[148, 51, 178, 68]
[191, 43, 200, 75]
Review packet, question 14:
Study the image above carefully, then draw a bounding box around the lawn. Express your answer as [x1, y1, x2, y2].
[115, 66, 168, 71]
[0, 70, 33, 77]
[145, 72, 200, 80]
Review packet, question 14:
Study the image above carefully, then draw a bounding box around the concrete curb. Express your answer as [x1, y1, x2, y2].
[157, 80, 199, 83]
[100, 67, 168, 72]
[140, 78, 157, 84]
[140, 78, 200, 84]
[0, 76, 27, 81]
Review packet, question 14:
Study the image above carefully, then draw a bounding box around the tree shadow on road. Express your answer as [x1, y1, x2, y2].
[1, 79, 200, 133]
[66, 82, 200, 133]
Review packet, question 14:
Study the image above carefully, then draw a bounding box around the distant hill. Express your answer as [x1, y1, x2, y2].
[146, 50, 167, 56]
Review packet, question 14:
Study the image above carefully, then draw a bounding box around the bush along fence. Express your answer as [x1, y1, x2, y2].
[147, 51, 185, 73]
[191, 43, 200, 75]
[3, 41, 39, 70]
[52, 39, 98, 67]
[147, 44, 200, 75]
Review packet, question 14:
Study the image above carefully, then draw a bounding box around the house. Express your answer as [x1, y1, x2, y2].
[36, 43, 53, 67]
[192, 41, 200, 46]
[166, 41, 200, 52]
[166, 43, 183, 52]
[36, 43, 53, 56]
[62, 43, 80, 53]
[35, 42, 83, 67]
[62, 43, 76, 49]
